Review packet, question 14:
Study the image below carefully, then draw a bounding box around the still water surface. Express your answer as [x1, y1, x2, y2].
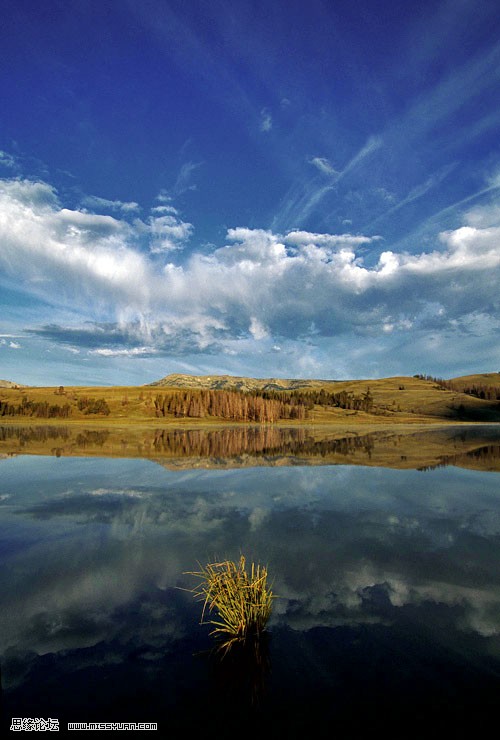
[1, 425, 499, 736]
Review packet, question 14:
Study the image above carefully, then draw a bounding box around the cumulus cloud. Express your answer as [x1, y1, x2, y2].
[0, 176, 499, 362]
[249, 316, 268, 340]
[0, 179, 147, 313]
[148, 213, 193, 253]
[0, 338, 22, 349]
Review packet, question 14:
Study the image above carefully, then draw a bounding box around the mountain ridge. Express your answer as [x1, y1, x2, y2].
[146, 372, 337, 392]
[147, 371, 500, 392]
[2, 372, 499, 393]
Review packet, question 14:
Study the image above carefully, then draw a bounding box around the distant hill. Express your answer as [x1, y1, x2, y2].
[148, 371, 500, 391]
[0, 379, 24, 389]
[147, 372, 335, 392]
[446, 372, 500, 388]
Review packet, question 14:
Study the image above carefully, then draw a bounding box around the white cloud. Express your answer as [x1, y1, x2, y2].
[0, 150, 17, 170]
[151, 205, 179, 215]
[0, 178, 58, 206]
[285, 230, 379, 248]
[341, 135, 383, 177]
[368, 163, 458, 228]
[309, 157, 338, 177]
[61, 346, 80, 354]
[259, 108, 272, 132]
[89, 347, 157, 357]
[464, 199, 500, 228]
[0, 178, 149, 311]
[1, 176, 499, 364]
[1, 338, 22, 349]
[155, 190, 172, 204]
[273, 135, 383, 231]
[215, 227, 286, 264]
[172, 161, 203, 195]
[148, 213, 193, 253]
[82, 195, 140, 213]
[249, 317, 268, 340]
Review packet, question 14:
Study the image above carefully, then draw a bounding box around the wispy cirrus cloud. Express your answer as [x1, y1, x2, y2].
[172, 161, 203, 196]
[273, 135, 383, 231]
[309, 157, 338, 177]
[81, 195, 140, 213]
[259, 108, 272, 132]
[365, 162, 459, 230]
[401, 39, 500, 150]
[0, 150, 18, 170]
[88, 347, 158, 358]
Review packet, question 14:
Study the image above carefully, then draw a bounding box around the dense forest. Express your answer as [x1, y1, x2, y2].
[153, 389, 307, 421]
[152, 387, 376, 421]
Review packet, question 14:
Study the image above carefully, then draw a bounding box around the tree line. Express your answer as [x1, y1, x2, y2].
[152, 387, 375, 421]
[0, 398, 72, 418]
[153, 389, 307, 422]
[262, 388, 375, 412]
[414, 374, 500, 401]
[0, 395, 111, 418]
[0, 387, 378, 422]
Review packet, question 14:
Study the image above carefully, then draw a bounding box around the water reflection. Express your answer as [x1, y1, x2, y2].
[0, 441, 499, 732]
[201, 632, 271, 709]
[1, 423, 500, 470]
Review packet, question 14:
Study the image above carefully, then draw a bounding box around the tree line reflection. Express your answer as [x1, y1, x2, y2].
[1, 424, 500, 470]
[151, 426, 375, 459]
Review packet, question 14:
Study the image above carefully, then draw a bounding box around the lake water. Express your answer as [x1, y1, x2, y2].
[1, 425, 499, 737]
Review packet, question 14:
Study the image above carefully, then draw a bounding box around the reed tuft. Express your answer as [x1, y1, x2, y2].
[186, 555, 274, 651]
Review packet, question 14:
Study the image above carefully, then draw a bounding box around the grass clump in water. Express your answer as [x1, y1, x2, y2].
[187, 555, 274, 652]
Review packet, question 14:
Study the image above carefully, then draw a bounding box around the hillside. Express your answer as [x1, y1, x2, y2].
[0, 379, 24, 389]
[441, 372, 500, 392]
[0, 373, 499, 423]
[145, 372, 500, 422]
[147, 373, 332, 392]
[149, 371, 500, 392]
[451, 372, 500, 385]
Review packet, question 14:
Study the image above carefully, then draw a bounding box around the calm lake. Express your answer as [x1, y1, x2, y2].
[1, 424, 499, 737]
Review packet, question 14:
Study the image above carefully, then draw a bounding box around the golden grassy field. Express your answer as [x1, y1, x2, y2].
[1, 372, 499, 424]
[1, 374, 498, 470]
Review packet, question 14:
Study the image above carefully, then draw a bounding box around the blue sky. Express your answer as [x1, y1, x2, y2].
[1, 0, 500, 385]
